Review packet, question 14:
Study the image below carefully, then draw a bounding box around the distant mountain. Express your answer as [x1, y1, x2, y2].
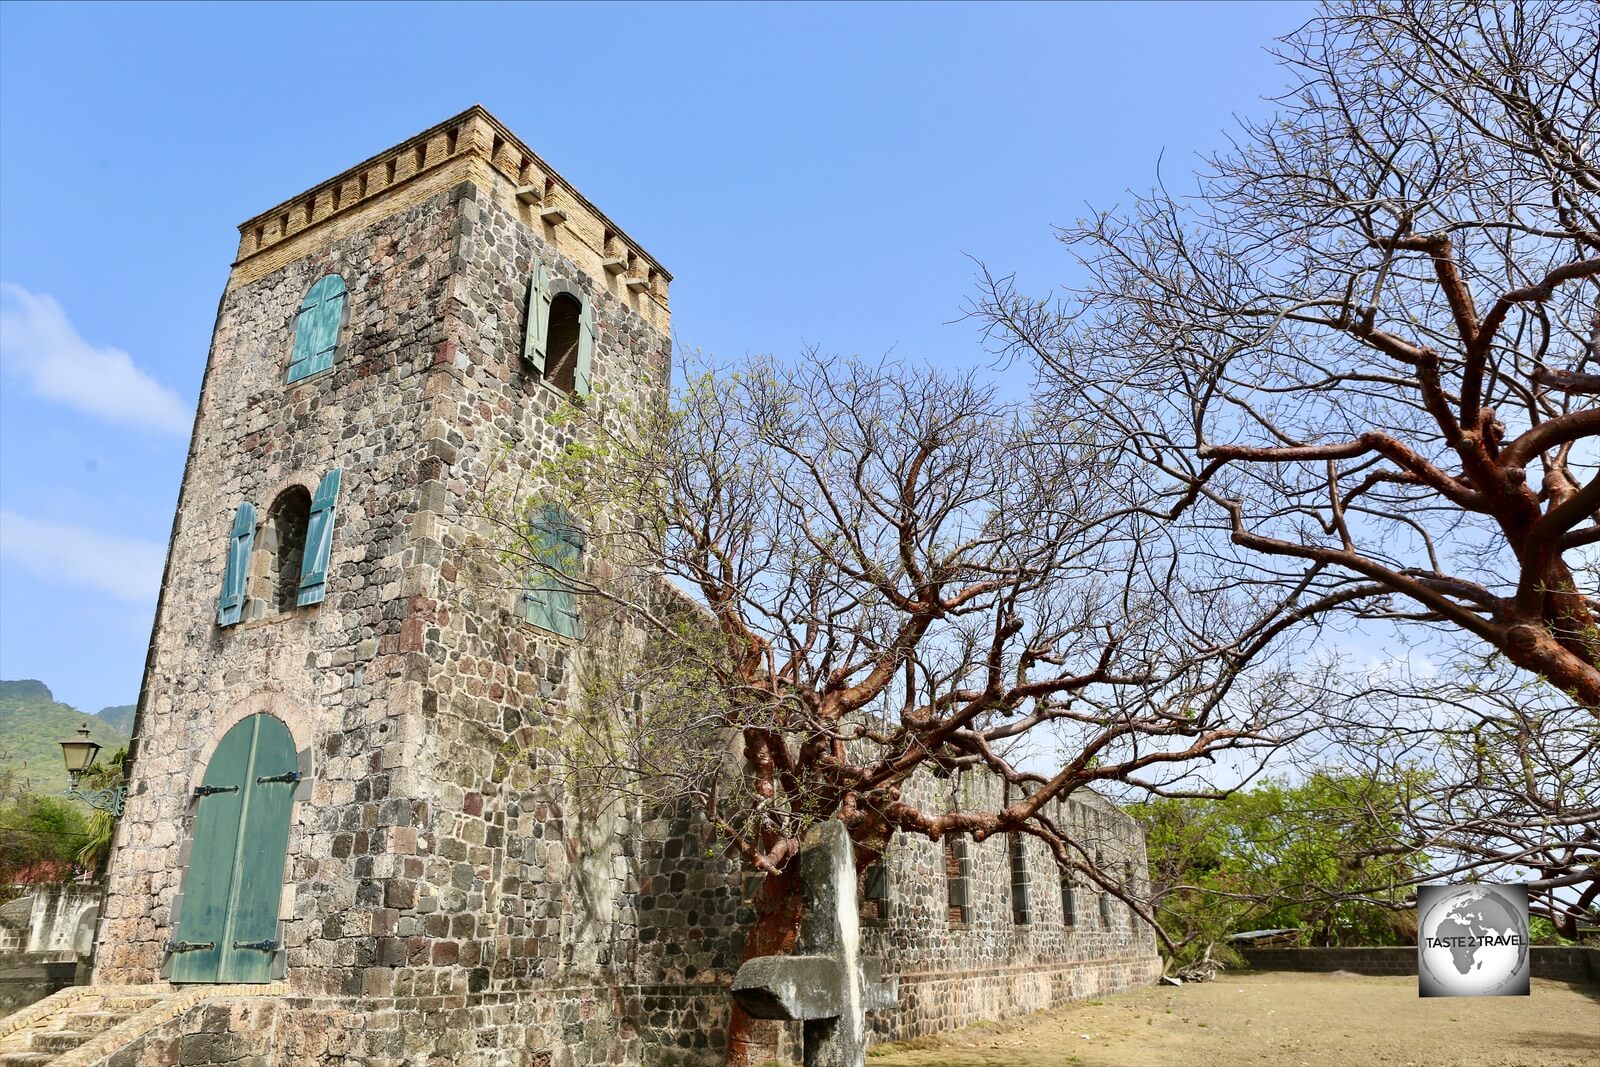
[0, 680, 131, 795]
[95, 703, 137, 734]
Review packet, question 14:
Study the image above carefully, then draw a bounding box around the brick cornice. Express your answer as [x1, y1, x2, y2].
[232, 105, 670, 308]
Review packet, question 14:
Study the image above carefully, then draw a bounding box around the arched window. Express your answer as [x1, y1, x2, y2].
[215, 469, 343, 627]
[287, 274, 346, 383]
[261, 486, 312, 614]
[521, 504, 583, 638]
[522, 260, 595, 397]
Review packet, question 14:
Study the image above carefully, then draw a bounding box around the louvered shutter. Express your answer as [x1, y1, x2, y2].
[296, 468, 343, 607]
[287, 275, 346, 383]
[552, 513, 582, 637]
[523, 260, 551, 373]
[525, 505, 582, 637]
[574, 299, 596, 398]
[217, 502, 257, 626]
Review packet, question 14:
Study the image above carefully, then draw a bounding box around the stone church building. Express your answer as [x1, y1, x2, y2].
[0, 108, 1158, 1066]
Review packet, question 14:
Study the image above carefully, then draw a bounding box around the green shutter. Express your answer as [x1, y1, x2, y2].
[523, 259, 551, 373]
[525, 505, 582, 637]
[574, 298, 596, 397]
[521, 561, 557, 631]
[287, 274, 346, 383]
[296, 468, 342, 607]
[217, 502, 257, 626]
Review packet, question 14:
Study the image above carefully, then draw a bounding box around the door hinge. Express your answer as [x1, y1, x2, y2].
[232, 939, 281, 952]
[193, 785, 239, 798]
[165, 940, 215, 953]
[255, 770, 302, 784]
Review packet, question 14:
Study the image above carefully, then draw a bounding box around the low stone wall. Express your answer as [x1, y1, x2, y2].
[0, 955, 78, 1017]
[878, 953, 1164, 1041]
[1240, 946, 1600, 984]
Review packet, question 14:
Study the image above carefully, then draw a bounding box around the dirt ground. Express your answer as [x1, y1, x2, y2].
[869, 972, 1599, 1067]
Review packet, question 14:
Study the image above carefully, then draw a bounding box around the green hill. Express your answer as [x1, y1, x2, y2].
[0, 680, 131, 795]
[95, 703, 137, 734]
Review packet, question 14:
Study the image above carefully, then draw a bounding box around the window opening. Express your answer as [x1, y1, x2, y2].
[261, 487, 311, 614]
[545, 292, 582, 393]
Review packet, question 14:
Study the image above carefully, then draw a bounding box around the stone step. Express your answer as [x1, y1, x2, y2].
[62, 1010, 127, 1033]
[0, 1053, 55, 1067]
[96, 996, 157, 1012]
[31, 1029, 89, 1054]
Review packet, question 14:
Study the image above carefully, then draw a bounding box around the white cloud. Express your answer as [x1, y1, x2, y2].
[0, 510, 166, 603]
[0, 282, 191, 435]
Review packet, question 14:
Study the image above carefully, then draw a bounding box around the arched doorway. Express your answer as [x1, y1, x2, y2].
[169, 714, 298, 983]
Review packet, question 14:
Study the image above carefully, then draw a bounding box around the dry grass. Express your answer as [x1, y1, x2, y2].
[868, 973, 1600, 1067]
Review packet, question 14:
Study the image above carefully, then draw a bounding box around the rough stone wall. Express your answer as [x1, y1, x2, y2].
[629, 773, 1161, 1063]
[1242, 945, 1600, 984]
[861, 775, 1161, 1041]
[369, 170, 675, 1061]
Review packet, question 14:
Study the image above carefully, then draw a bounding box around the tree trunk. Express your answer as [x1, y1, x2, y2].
[1501, 619, 1600, 711]
[725, 861, 805, 1067]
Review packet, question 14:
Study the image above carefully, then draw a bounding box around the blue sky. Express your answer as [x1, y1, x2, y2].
[0, 1, 1310, 712]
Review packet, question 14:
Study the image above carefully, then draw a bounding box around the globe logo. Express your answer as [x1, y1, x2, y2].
[1417, 884, 1530, 997]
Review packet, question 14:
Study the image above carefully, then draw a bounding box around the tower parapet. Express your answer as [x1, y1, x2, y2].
[232, 105, 670, 325]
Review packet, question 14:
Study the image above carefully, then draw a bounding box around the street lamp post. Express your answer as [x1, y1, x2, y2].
[60, 726, 126, 817]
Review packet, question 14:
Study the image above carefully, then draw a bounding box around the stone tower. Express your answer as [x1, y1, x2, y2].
[95, 106, 679, 1063]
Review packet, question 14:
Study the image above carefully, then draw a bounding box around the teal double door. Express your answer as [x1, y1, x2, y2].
[169, 714, 298, 984]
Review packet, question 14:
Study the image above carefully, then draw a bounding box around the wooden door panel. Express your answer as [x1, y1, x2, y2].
[218, 715, 297, 983]
[169, 714, 296, 984]
[169, 719, 252, 983]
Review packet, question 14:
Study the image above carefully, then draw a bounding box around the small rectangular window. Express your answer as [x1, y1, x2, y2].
[1060, 874, 1076, 927]
[945, 838, 969, 925]
[1009, 834, 1031, 925]
[861, 855, 890, 922]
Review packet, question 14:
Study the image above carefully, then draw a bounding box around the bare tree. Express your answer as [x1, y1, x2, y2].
[977, 0, 1600, 707]
[1333, 664, 1598, 937]
[479, 354, 1325, 1063]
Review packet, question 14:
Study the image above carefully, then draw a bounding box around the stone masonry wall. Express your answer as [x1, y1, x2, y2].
[1242, 945, 1600, 984]
[626, 771, 1161, 1063]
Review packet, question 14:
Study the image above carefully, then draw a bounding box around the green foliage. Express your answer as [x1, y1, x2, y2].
[0, 790, 92, 883]
[0, 680, 130, 794]
[1134, 771, 1425, 967]
[73, 747, 126, 872]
